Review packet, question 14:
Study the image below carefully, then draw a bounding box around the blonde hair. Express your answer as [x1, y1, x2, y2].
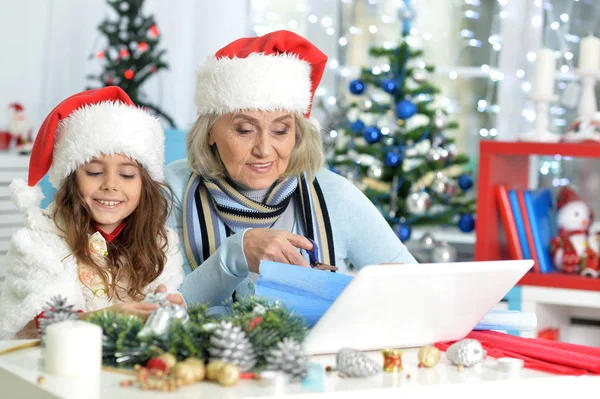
[186, 111, 325, 182]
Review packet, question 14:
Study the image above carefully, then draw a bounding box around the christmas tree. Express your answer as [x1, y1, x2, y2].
[322, 23, 476, 241]
[87, 0, 175, 128]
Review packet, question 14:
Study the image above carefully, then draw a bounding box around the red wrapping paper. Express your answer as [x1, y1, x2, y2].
[435, 330, 600, 376]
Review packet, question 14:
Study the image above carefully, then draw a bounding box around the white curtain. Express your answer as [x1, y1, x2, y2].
[0, 0, 249, 132]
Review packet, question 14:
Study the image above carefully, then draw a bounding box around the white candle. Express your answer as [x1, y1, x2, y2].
[579, 35, 600, 71]
[44, 320, 103, 377]
[532, 48, 557, 98]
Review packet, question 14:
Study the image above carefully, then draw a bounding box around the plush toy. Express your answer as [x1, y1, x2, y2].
[549, 186, 599, 277]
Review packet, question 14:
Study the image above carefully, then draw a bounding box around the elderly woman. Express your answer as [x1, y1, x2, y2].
[166, 30, 417, 307]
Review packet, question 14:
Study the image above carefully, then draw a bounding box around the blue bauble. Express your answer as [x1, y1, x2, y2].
[396, 223, 412, 242]
[384, 151, 402, 167]
[350, 119, 366, 133]
[458, 214, 475, 233]
[395, 99, 418, 119]
[349, 79, 366, 95]
[363, 126, 382, 144]
[381, 79, 398, 94]
[458, 174, 473, 191]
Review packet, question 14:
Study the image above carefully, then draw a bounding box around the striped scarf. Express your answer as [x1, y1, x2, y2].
[182, 173, 335, 270]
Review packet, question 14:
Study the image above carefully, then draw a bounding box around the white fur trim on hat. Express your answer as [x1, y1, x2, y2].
[10, 179, 44, 211]
[49, 101, 164, 188]
[195, 53, 312, 116]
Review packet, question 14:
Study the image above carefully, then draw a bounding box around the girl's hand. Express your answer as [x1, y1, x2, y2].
[105, 302, 160, 319]
[243, 229, 314, 273]
[154, 284, 186, 308]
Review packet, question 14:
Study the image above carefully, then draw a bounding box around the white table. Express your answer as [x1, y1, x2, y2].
[1, 340, 599, 398]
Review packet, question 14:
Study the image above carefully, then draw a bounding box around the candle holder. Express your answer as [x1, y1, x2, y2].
[564, 69, 600, 143]
[518, 94, 561, 143]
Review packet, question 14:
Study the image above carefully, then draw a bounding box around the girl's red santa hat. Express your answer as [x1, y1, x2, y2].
[195, 30, 327, 120]
[11, 86, 164, 210]
[556, 186, 594, 225]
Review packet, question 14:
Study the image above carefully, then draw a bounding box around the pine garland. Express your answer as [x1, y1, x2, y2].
[86, 297, 308, 370]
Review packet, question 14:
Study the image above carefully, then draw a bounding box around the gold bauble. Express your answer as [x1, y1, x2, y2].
[206, 360, 226, 381]
[159, 353, 177, 369]
[418, 346, 441, 368]
[182, 357, 206, 382]
[217, 363, 240, 387]
[170, 363, 196, 386]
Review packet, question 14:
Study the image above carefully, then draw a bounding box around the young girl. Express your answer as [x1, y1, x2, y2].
[0, 87, 184, 339]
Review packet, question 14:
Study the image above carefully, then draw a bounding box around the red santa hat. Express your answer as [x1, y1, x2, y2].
[9, 103, 24, 112]
[556, 185, 594, 221]
[195, 30, 327, 119]
[19, 87, 163, 200]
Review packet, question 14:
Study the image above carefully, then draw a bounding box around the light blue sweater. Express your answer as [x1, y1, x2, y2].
[165, 159, 418, 307]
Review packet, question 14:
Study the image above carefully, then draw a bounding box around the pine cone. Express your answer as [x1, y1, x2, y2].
[336, 348, 380, 378]
[39, 296, 79, 345]
[265, 338, 308, 382]
[208, 321, 256, 372]
[446, 339, 486, 367]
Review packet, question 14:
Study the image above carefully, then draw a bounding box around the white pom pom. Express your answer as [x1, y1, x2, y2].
[10, 179, 44, 211]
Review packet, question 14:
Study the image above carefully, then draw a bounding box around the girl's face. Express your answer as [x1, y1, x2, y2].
[209, 110, 296, 189]
[76, 154, 142, 233]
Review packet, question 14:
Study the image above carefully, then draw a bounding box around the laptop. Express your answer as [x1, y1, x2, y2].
[302, 259, 533, 355]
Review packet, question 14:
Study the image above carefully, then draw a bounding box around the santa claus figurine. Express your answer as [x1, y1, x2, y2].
[7, 103, 33, 153]
[549, 186, 599, 277]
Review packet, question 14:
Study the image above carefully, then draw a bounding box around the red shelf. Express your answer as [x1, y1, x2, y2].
[475, 140, 600, 292]
[518, 273, 600, 292]
[480, 140, 600, 157]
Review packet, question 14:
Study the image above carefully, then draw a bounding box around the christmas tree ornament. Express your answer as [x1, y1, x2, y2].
[395, 223, 412, 241]
[367, 163, 383, 179]
[350, 119, 366, 133]
[170, 362, 198, 385]
[206, 360, 226, 381]
[433, 111, 449, 130]
[457, 214, 475, 233]
[137, 304, 189, 340]
[384, 151, 402, 167]
[381, 349, 403, 372]
[363, 126, 382, 144]
[419, 232, 437, 250]
[395, 99, 418, 119]
[383, 137, 395, 146]
[406, 191, 432, 215]
[426, 147, 445, 162]
[159, 353, 178, 370]
[336, 348, 381, 378]
[217, 363, 241, 386]
[412, 67, 428, 84]
[359, 99, 373, 112]
[208, 321, 256, 372]
[445, 143, 458, 161]
[146, 357, 169, 373]
[381, 78, 398, 94]
[143, 292, 169, 306]
[446, 339, 486, 367]
[349, 79, 366, 95]
[182, 357, 206, 382]
[432, 241, 457, 263]
[418, 346, 441, 368]
[458, 174, 473, 191]
[431, 174, 458, 197]
[265, 338, 308, 382]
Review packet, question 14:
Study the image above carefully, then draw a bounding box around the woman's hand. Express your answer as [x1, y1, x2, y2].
[153, 284, 186, 308]
[243, 228, 314, 273]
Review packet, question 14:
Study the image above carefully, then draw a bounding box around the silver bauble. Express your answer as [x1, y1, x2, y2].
[383, 137, 395, 146]
[446, 339, 486, 367]
[406, 191, 431, 215]
[432, 241, 457, 263]
[359, 99, 373, 112]
[445, 143, 458, 161]
[426, 148, 444, 162]
[431, 174, 458, 197]
[433, 111, 449, 130]
[412, 68, 428, 84]
[419, 232, 437, 250]
[367, 163, 383, 179]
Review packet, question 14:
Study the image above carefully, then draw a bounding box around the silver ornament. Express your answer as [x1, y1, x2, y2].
[359, 99, 373, 112]
[426, 147, 445, 162]
[431, 174, 458, 197]
[144, 292, 170, 307]
[433, 111, 449, 130]
[445, 143, 458, 161]
[419, 232, 437, 250]
[432, 241, 457, 263]
[336, 348, 381, 378]
[446, 339, 486, 367]
[383, 137, 395, 146]
[137, 304, 190, 340]
[406, 191, 431, 215]
[367, 163, 383, 179]
[208, 321, 256, 372]
[412, 68, 428, 84]
[266, 338, 308, 382]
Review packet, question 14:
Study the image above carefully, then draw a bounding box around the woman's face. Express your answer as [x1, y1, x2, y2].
[209, 110, 296, 189]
